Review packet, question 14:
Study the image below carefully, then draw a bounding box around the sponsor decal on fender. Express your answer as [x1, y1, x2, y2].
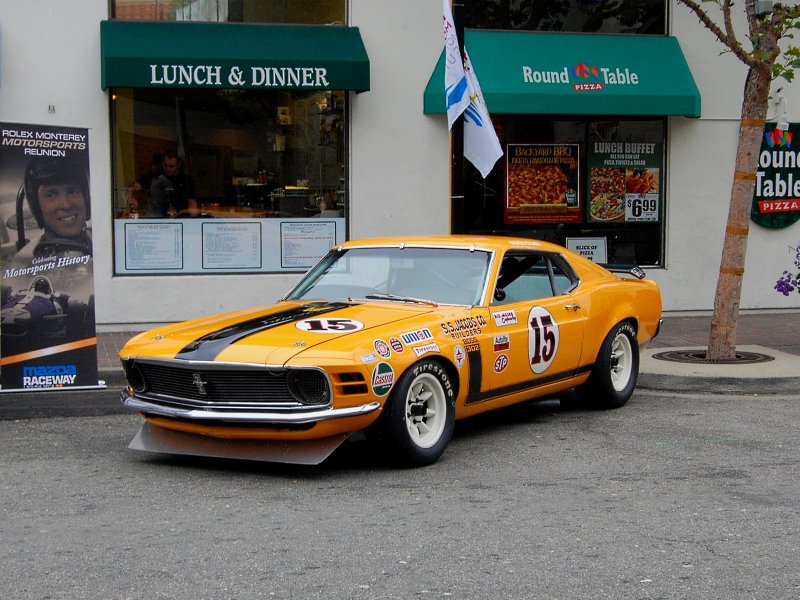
[400, 328, 433, 345]
[374, 339, 391, 358]
[413, 342, 440, 358]
[360, 353, 377, 363]
[389, 337, 404, 353]
[492, 309, 518, 327]
[371, 362, 395, 396]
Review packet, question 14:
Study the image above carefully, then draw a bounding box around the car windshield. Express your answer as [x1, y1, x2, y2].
[285, 246, 493, 306]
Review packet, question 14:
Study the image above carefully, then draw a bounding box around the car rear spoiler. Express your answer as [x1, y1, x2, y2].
[606, 266, 647, 280]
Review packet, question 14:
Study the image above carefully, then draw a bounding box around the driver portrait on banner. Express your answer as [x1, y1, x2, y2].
[0, 123, 98, 390]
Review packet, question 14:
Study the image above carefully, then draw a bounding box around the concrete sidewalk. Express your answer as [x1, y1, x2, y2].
[639, 311, 800, 394]
[91, 311, 800, 394]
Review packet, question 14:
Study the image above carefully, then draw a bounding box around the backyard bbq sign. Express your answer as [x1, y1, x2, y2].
[751, 123, 800, 229]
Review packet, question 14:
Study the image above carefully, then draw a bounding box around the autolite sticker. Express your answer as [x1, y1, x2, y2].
[413, 342, 440, 358]
[400, 328, 433, 345]
[371, 362, 395, 396]
[493, 334, 510, 352]
[492, 309, 518, 326]
[374, 339, 391, 358]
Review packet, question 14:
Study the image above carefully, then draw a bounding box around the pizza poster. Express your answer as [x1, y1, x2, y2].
[505, 144, 581, 225]
[0, 122, 99, 391]
[587, 141, 663, 223]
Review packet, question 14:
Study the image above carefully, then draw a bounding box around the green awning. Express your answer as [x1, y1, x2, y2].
[101, 20, 370, 91]
[424, 31, 700, 117]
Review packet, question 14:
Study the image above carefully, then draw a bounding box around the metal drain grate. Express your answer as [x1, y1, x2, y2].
[652, 350, 775, 365]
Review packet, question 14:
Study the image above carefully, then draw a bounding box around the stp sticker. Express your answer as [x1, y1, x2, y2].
[296, 318, 364, 333]
[493, 354, 509, 373]
[528, 306, 559, 374]
[371, 362, 395, 396]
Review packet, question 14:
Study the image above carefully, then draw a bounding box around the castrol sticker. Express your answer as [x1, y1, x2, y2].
[371, 362, 395, 396]
[528, 306, 559, 374]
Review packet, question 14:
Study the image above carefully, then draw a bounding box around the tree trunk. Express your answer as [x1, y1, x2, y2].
[706, 66, 771, 360]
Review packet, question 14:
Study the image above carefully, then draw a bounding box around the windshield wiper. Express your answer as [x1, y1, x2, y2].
[362, 293, 439, 307]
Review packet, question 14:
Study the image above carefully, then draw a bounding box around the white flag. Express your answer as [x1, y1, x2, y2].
[443, 0, 469, 129]
[463, 49, 503, 178]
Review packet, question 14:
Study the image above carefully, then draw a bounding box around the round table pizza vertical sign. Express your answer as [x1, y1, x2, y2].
[751, 122, 800, 229]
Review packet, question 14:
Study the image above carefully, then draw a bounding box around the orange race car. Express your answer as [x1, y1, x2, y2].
[119, 236, 662, 467]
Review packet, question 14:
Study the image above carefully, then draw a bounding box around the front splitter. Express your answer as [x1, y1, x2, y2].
[129, 422, 350, 465]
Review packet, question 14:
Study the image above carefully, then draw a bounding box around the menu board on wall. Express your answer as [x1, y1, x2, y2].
[504, 144, 581, 225]
[114, 217, 344, 274]
[587, 141, 663, 223]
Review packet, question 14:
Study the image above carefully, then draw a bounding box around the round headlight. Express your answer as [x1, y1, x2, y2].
[287, 370, 330, 405]
[123, 361, 147, 394]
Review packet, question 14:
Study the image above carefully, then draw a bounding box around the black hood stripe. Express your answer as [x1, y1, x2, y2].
[176, 302, 352, 362]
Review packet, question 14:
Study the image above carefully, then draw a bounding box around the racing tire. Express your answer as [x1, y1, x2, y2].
[370, 360, 455, 467]
[576, 321, 639, 409]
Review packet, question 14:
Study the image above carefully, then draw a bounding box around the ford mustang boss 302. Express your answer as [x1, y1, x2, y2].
[119, 236, 662, 466]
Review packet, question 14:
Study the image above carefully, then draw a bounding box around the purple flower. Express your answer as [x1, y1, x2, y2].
[774, 243, 800, 296]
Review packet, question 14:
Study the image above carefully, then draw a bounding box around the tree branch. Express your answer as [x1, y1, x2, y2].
[677, 0, 761, 67]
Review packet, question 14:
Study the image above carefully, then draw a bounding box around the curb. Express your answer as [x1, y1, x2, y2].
[638, 373, 800, 395]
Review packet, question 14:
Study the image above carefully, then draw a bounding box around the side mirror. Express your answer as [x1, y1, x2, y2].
[494, 288, 506, 302]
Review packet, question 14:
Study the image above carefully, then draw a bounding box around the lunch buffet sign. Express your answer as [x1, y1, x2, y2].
[751, 122, 800, 229]
[504, 141, 663, 225]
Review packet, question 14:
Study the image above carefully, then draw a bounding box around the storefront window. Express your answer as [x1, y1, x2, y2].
[111, 87, 348, 274]
[466, 0, 666, 35]
[461, 117, 666, 267]
[111, 0, 345, 24]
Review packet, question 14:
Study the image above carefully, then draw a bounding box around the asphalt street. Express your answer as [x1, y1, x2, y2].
[1, 388, 799, 599]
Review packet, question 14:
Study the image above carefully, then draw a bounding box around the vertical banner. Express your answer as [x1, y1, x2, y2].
[0, 123, 98, 390]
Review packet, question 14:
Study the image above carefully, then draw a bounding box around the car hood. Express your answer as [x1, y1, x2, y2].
[120, 300, 436, 366]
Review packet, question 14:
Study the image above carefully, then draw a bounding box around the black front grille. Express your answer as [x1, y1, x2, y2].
[130, 361, 296, 405]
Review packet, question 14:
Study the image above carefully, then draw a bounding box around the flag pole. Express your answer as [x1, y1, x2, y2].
[450, 0, 465, 234]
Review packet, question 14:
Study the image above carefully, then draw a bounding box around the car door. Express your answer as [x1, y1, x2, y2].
[480, 250, 586, 403]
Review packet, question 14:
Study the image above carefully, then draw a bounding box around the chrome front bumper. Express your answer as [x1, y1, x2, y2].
[120, 391, 381, 425]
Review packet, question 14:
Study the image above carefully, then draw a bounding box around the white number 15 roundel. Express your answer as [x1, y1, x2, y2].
[528, 306, 559, 374]
[296, 318, 365, 333]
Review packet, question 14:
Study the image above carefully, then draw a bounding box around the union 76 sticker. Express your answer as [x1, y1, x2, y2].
[296, 318, 364, 333]
[528, 306, 559, 374]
